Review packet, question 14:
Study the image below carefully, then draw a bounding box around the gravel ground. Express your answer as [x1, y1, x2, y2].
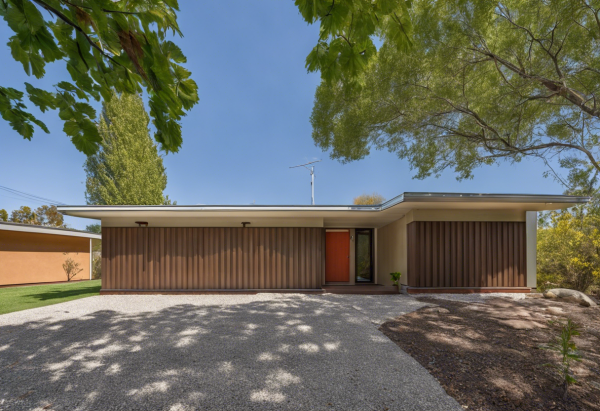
[0, 294, 460, 411]
[414, 292, 528, 303]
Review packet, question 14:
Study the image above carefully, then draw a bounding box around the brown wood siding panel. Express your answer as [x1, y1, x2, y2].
[406, 221, 526, 288]
[102, 227, 324, 290]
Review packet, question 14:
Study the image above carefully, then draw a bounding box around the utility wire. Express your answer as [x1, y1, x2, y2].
[0, 185, 66, 206]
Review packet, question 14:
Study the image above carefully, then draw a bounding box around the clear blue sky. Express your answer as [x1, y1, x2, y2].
[0, 1, 564, 230]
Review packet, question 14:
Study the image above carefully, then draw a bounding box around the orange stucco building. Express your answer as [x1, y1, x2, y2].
[0, 222, 101, 286]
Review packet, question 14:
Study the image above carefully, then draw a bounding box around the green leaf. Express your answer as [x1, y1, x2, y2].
[25, 83, 57, 112]
[22, 0, 45, 32]
[1, 0, 198, 154]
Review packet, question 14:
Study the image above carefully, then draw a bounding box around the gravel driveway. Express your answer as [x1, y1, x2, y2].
[0, 294, 460, 411]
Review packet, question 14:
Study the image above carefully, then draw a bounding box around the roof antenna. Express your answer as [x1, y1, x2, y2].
[290, 160, 321, 205]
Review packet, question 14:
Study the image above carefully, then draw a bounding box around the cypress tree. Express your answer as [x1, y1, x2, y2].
[84, 93, 173, 205]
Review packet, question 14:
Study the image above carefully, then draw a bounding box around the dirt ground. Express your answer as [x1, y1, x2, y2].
[380, 296, 600, 411]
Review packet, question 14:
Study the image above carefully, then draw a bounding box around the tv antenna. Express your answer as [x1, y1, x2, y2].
[290, 160, 321, 205]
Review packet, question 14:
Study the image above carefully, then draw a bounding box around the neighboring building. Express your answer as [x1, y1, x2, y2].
[58, 192, 588, 294]
[0, 222, 101, 286]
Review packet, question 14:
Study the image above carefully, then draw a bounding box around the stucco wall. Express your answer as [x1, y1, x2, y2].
[0, 230, 91, 286]
[376, 217, 407, 286]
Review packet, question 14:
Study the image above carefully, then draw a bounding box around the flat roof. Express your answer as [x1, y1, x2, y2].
[56, 192, 589, 229]
[58, 192, 589, 213]
[0, 221, 101, 239]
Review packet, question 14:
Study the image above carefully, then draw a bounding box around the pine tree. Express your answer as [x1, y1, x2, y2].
[84, 93, 173, 205]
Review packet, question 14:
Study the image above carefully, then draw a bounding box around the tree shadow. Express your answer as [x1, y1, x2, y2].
[23, 282, 102, 302]
[0, 295, 459, 411]
[379, 297, 600, 411]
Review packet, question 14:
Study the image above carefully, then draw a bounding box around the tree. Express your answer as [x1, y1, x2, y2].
[84, 92, 173, 205]
[62, 253, 83, 281]
[9, 206, 37, 224]
[353, 193, 385, 205]
[7, 204, 66, 226]
[538, 161, 600, 293]
[0, 0, 198, 155]
[34, 205, 65, 227]
[296, 0, 412, 86]
[0, 209, 7, 221]
[309, 0, 600, 181]
[85, 223, 101, 234]
[537, 211, 600, 292]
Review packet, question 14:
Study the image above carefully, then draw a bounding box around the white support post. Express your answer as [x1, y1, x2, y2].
[526, 211, 537, 289]
[89, 238, 93, 280]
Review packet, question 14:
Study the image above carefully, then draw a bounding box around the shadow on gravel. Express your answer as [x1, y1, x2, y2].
[0, 296, 458, 411]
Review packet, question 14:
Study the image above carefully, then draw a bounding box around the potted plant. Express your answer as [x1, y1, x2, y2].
[390, 272, 401, 292]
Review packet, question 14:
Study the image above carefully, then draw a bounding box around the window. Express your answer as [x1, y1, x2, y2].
[355, 229, 373, 283]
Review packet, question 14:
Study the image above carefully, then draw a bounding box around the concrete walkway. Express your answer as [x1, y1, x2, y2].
[0, 294, 460, 411]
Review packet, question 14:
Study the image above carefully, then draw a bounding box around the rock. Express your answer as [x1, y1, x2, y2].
[543, 288, 597, 307]
[546, 307, 564, 315]
[498, 319, 547, 330]
[421, 306, 450, 314]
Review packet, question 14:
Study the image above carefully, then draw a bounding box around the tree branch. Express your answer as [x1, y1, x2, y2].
[32, 0, 128, 71]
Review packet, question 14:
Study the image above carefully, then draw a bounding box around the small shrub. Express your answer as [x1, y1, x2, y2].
[541, 318, 582, 400]
[63, 253, 83, 281]
[390, 272, 401, 286]
[91, 255, 101, 279]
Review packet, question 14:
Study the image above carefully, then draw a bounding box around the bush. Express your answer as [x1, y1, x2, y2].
[390, 272, 401, 286]
[92, 254, 101, 280]
[62, 254, 83, 281]
[537, 212, 600, 292]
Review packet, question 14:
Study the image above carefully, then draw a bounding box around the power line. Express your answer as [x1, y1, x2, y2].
[0, 185, 66, 206]
[0, 193, 52, 205]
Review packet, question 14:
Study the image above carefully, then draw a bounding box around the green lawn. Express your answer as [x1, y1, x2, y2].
[0, 280, 102, 315]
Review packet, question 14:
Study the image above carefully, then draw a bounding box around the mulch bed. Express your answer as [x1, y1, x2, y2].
[379, 296, 600, 410]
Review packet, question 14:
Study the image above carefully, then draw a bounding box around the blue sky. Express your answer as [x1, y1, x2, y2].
[0, 1, 564, 230]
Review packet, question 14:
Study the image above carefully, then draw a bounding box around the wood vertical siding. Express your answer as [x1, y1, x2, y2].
[407, 221, 526, 288]
[102, 227, 324, 290]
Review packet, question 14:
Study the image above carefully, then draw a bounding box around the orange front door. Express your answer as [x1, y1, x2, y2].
[325, 231, 350, 282]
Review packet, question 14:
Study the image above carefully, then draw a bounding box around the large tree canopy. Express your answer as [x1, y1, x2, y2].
[84, 92, 172, 205]
[309, 0, 600, 180]
[0, 0, 197, 155]
[296, 0, 412, 85]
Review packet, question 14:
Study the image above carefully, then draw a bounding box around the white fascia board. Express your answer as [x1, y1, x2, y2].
[0, 223, 101, 239]
[57, 192, 590, 218]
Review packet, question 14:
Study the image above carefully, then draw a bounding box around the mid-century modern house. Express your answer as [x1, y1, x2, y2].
[58, 192, 588, 294]
[0, 222, 101, 286]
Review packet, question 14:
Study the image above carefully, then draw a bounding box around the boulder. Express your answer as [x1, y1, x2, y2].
[421, 306, 450, 314]
[543, 288, 597, 307]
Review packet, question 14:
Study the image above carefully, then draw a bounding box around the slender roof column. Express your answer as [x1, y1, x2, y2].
[526, 211, 537, 289]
